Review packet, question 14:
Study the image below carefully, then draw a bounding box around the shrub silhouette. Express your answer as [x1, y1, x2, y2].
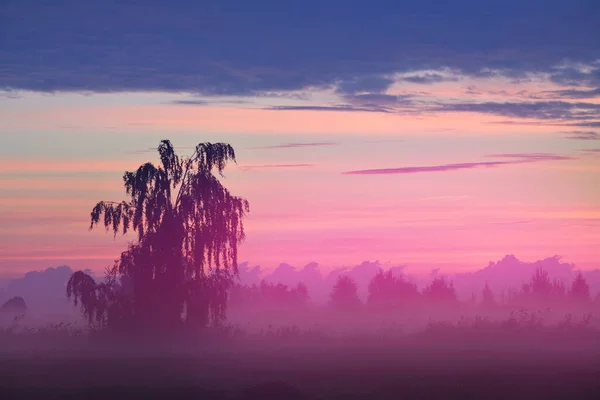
[66, 140, 249, 335]
[1, 296, 27, 315]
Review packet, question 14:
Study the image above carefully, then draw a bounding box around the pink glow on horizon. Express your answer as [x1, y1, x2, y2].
[1, 85, 599, 277]
[1, 195, 598, 274]
[1, 104, 569, 136]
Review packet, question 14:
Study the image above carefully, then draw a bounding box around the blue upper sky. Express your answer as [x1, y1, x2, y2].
[1, 0, 599, 94]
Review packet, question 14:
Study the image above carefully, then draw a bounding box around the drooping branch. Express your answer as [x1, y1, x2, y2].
[194, 142, 237, 176]
[90, 200, 135, 237]
[66, 271, 99, 324]
[174, 142, 237, 209]
[158, 139, 183, 186]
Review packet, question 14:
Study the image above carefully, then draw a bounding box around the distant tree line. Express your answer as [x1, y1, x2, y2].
[227, 268, 595, 312]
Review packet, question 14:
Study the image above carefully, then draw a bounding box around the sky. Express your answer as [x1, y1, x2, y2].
[1, 0, 599, 277]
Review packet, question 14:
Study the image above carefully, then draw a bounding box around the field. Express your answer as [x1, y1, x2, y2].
[1, 315, 600, 399]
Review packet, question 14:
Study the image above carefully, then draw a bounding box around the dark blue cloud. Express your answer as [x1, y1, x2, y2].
[541, 88, 600, 99]
[170, 99, 252, 105]
[1, 0, 599, 94]
[344, 93, 415, 107]
[401, 74, 458, 84]
[266, 98, 600, 125]
[569, 121, 600, 128]
[549, 67, 600, 87]
[335, 76, 395, 95]
[563, 131, 600, 140]
[265, 105, 392, 113]
[432, 101, 600, 121]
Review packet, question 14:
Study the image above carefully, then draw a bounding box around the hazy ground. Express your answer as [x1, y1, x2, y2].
[2, 306, 600, 399]
[2, 266, 599, 399]
[1, 337, 599, 399]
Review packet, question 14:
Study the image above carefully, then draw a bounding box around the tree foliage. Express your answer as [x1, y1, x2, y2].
[67, 140, 249, 333]
[229, 281, 309, 310]
[482, 282, 495, 307]
[422, 277, 457, 304]
[330, 276, 361, 310]
[569, 271, 590, 303]
[367, 269, 419, 309]
[520, 268, 566, 304]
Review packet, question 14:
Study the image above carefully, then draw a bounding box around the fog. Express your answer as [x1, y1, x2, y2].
[3, 255, 599, 330]
[2, 256, 600, 398]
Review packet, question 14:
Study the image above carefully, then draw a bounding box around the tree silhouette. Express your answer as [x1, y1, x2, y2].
[481, 282, 495, 307]
[529, 268, 552, 298]
[67, 140, 249, 333]
[520, 267, 567, 304]
[229, 281, 309, 310]
[229, 283, 261, 308]
[422, 277, 457, 304]
[330, 275, 361, 310]
[569, 271, 590, 303]
[292, 282, 310, 306]
[367, 269, 419, 309]
[550, 279, 566, 300]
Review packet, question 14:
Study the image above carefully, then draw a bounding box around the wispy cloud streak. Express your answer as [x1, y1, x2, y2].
[563, 131, 600, 140]
[249, 142, 339, 150]
[264, 105, 391, 113]
[343, 154, 574, 175]
[170, 99, 253, 106]
[540, 88, 600, 99]
[482, 153, 575, 161]
[238, 164, 315, 172]
[264, 98, 600, 127]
